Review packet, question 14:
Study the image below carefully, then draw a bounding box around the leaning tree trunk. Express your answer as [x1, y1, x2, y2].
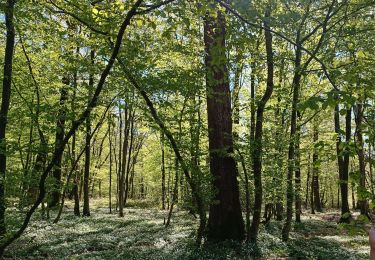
[0, 0, 15, 235]
[204, 6, 244, 241]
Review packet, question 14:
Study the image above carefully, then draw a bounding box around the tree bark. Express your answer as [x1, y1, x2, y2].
[305, 153, 311, 208]
[71, 70, 80, 217]
[355, 102, 368, 217]
[124, 110, 135, 205]
[335, 104, 351, 222]
[119, 104, 131, 217]
[295, 122, 302, 222]
[236, 148, 251, 241]
[204, 7, 244, 241]
[83, 50, 95, 217]
[312, 123, 322, 212]
[108, 113, 113, 213]
[161, 133, 166, 210]
[282, 35, 302, 242]
[0, 0, 15, 235]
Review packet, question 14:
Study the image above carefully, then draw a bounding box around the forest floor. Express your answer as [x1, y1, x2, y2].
[5, 200, 370, 259]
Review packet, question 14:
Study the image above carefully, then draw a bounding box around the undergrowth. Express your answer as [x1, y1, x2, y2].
[4, 205, 369, 259]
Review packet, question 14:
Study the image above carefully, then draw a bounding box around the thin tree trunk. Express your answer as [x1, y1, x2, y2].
[369, 144, 374, 196]
[356, 102, 368, 217]
[306, 153, 311, 208]
[161, 133, 166, 210]
[352, 182, 356, 210]
[311, 167, 315, 214]
[117, 104, 123, 211]
[335, 104, 351, 222]
[236, 149, 251, 241]
[124, 111, 135, 205]
[109, 113, 113, 213]
[165, 160, 179, 227]
[274, 60, 285, 221]
[119, 105, 130, 217]
[72, 68, 80, 217]
[249, 6, 274, 242]
[232, 50, 243, 126]
[282, 35, 302, 242]
[295, 116, 302, 222]
[49, 86, 68, 208]
[312, 123, 322, 212]
[83, 50, 95, 217]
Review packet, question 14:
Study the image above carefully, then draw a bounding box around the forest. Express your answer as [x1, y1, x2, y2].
[0, 0, 375, 259]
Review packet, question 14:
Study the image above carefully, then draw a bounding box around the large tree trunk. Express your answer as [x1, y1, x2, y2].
[249, 6, 274, 242]
[204, 7, 244, 241]
[0, 0, 15, 235]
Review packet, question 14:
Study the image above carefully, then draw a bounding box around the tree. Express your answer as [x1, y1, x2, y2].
[312, 121, 322, 212]
[249, 4, 274, 242]
[204, 5, 244, 241]
[334, 104, 352, 222]
[0, 0, 15, 235]
[49, 84, 68, 208]
[0, 0, 144, 255]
